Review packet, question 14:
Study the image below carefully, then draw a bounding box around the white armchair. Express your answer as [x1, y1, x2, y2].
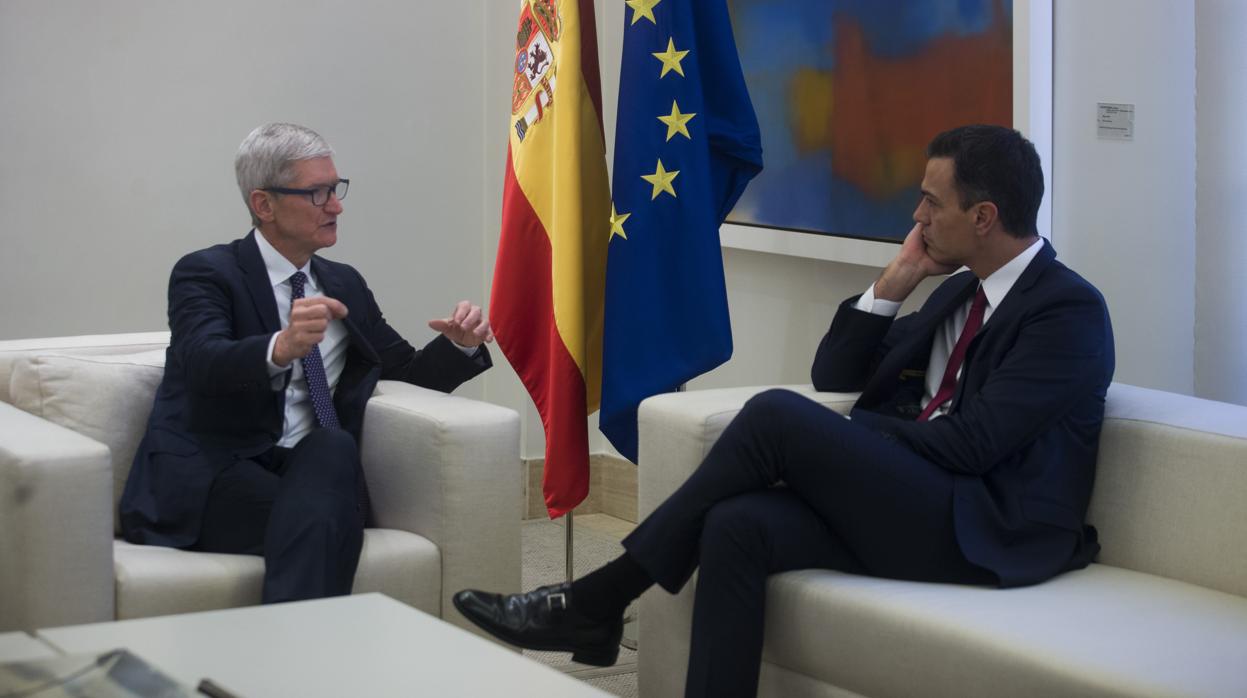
[0, 332, 522, 635]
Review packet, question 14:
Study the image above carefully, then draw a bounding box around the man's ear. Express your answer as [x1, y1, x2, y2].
[249, 189, 276, 224]
[973, 201, 999, 235]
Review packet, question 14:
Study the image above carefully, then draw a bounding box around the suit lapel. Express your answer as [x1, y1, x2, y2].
[311, 255, 347, 308]
[310, 256, 380, 365]
[860, 271, 979, 402]
[238, 231, 282, 334]
[888, 271, 979, 366]
[952, 240, 1056, 410]
[976, 239, 1056, 339]
[915, 271, 980, 336]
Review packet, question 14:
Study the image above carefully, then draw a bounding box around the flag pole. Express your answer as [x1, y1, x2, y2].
[565, 509, 575, 581]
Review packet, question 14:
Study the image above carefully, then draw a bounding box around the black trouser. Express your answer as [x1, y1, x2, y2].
[622, 389, 994, 698]
[196, 428, 365, 603]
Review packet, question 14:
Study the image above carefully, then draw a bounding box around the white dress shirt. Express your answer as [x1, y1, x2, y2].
[255, 231, 350, 447]
[853, 238, 1044, 420]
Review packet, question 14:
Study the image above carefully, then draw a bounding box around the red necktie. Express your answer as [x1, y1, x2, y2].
[916, 286, 988, 422]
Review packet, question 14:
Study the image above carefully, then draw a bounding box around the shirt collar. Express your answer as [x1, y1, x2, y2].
[980, 237, 1044, 311]
[254, 229, 314, 289]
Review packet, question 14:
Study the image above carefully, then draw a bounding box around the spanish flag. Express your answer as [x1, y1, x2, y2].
[491, 0, 610, 518]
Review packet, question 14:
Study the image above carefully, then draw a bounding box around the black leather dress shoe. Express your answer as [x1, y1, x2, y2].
[453, 582, 623, 666]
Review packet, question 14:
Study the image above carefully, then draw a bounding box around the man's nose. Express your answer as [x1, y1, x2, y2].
[325, 192, 344, 214]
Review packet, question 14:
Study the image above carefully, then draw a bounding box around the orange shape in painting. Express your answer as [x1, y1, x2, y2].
[790, 2, 1012, 200]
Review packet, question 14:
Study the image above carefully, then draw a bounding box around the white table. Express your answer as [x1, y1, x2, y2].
[0, 631, 58, 662]
[36, 593, 609, 697]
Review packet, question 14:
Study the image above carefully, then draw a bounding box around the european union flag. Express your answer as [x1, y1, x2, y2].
[600, 0, 763, 461]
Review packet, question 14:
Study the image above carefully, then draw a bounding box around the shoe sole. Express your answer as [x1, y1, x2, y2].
[451, 594, 621, 667]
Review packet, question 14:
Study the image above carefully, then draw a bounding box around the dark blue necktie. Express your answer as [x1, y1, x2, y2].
[289, 271, 341, 430]
[289, 271, 370, 525]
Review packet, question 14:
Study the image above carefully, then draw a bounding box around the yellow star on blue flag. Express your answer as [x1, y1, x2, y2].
[626, 0, 661, 26]
[658, 100, 696, 141]
[609, 205, 630, 241]
[652, 38, 689, 78]
[641, 160, 680, 199]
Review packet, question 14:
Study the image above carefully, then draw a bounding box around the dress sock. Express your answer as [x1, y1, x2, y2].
[569, 551, 653, 622]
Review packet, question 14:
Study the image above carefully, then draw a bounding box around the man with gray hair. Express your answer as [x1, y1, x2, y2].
[120, 123, 493, 603]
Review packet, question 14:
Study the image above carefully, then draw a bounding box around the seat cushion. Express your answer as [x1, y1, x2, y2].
[0, 332, 168, 404]
[761, 564, 1247, 698]
[115, 528, 440, 620]
[8, 350, 166, 532]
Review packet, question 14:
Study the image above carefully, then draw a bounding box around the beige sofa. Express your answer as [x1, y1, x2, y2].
[636, 383, 1247, 697]
[0, 332, 522, 636]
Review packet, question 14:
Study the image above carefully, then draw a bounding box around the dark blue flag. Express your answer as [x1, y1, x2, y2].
[600, 0, 763, 461]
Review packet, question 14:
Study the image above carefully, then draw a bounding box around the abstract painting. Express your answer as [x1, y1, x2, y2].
[726, 0, 1013, 242]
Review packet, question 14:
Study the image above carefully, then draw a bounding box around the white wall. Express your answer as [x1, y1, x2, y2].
[1195, 0, 1247, 405]
[0, 0, 491, 400]
[1052, 0, 1197, 395]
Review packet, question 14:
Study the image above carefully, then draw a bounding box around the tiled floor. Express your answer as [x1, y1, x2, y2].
[523, 514, 638, 697]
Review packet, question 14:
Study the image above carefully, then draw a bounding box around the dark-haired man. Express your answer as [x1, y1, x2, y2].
[455, 125, 1115, 698]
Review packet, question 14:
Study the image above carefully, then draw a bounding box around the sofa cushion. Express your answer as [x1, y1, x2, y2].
[760, 565, 1247, 698]
[1091, 418, 1247, 599]
[114, 528, 441, 620]
[349, 528, 442, 616]
[1092, 384, 1247, 598]
[0, 332, 168, 404]
[8, 350, 166, 532]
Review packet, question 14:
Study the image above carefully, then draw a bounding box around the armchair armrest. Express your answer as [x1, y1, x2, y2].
[0, 403, 115, 631]
[359, 381, 522, 630]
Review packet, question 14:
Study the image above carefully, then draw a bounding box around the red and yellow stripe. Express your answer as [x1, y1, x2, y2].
[491, 0, 610, 518]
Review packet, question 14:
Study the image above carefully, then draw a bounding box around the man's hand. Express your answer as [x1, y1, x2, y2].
[428, 300, 494, 348]
[873, 223, 958, 302]
[272, 297, 349, 367]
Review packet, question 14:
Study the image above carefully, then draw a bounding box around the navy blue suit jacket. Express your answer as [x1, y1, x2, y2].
[811, 241, 1114, 587]
[120, 231, 491, 548]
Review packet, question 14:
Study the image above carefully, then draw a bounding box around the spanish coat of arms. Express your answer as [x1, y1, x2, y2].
[512, 0, 562, 142]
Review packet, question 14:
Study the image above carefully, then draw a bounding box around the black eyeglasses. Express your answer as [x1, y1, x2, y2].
[263, 179, 350, 206]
